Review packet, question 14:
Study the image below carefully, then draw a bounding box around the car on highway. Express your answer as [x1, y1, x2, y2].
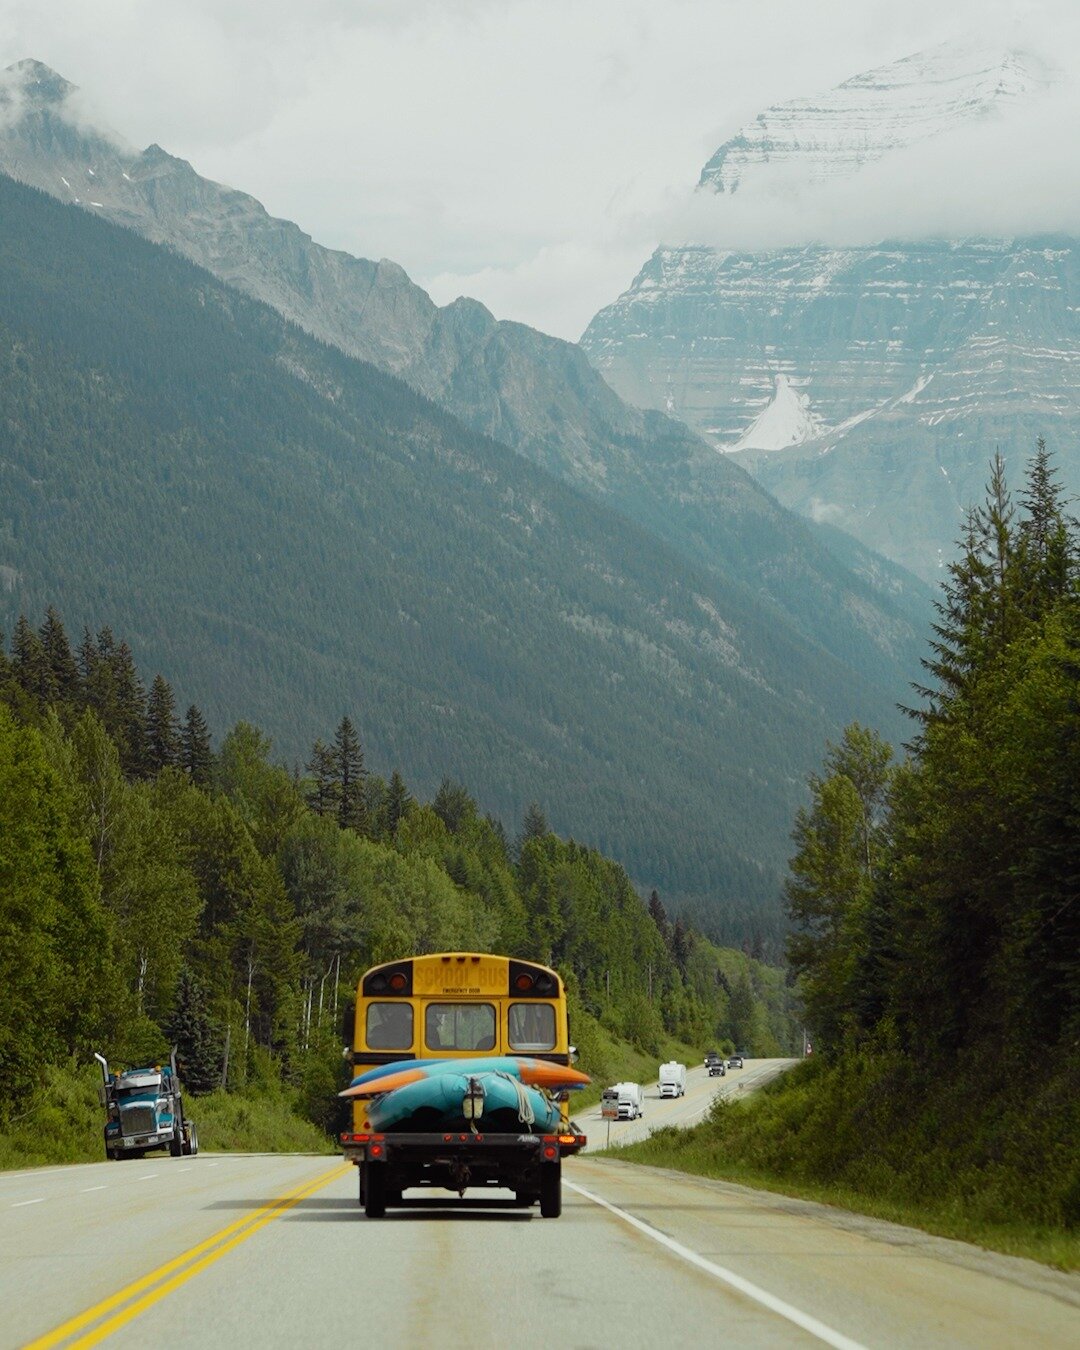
[704, 1051, 726, 1077]
[727, 1055, 744, 1069]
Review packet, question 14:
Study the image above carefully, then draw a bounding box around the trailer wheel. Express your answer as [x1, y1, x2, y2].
[169, 1131, 183, 1158]
[183, 1124, 199, 1157]
[364, 1164, 387, 1219]
[539, 1163, 561, 1218]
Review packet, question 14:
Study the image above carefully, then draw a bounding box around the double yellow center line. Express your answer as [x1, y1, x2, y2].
[25, 1163, 351, 1349]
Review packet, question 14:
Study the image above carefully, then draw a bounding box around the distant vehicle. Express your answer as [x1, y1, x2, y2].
[605, 1082, 645, 1120]
[706, 1053, 726, 1077]
[658, 1062, 686, 1098]
[727, 1055, 744, 1069]
[95, 1049, 198, 1160]
[704, 1048, 720, 1062]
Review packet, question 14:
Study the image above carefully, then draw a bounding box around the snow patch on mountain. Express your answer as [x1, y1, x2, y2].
[732, 375, 825, 451]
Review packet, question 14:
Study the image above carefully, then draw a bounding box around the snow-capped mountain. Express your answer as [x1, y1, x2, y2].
[582, 40, 1077, 580]
[700, 40, 1050, 194]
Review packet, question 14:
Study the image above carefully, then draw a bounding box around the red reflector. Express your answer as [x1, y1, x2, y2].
[459, 1134, 468, 1141]
[370, 1144, 383, 1157]
[443, 1134, 452, 1142]
[543, 1146, 557, 1159]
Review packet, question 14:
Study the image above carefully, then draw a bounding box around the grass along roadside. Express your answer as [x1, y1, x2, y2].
[611, 1055, 1080, 1272]
[0, 1060, 331, 1169]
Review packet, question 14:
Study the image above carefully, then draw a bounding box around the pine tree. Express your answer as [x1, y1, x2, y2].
[146, 674, 181, 772]
[334, 716, 367, 833]
[382, 769, 412, 838]
[11, 614, 56, 705]
[305, 738, 339, 817]
[517, 801, 548, 857]
[39, 607, 78, 705]
[111, 641, 149, 777]
[1016, 438, 1074, 618]
[647, 889, 671, 945]
[166, 968, 219, 1095]
[671, 916, 691, 972]
[181, 705, 214, 786]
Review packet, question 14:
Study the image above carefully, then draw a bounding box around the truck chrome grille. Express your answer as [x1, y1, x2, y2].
[121, 1104, 156, 1136]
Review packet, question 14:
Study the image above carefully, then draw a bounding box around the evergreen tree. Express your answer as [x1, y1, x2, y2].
[671, 916, 691, 972]
[333, 716, 367, 834]
[382, 769, 412, 838]
[647, 889, 671, 945]
[166, 968, 219, 1094]
[146, 674, 181, 772]
[181, 705, 214, 786]
[39, 607, 78, 704]
[11, 614, 55, 706]
[517, 801, 548, 858]
[305, 739, 338, 817]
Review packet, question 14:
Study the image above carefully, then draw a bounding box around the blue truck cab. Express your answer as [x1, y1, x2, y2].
[96, 1050, 199, 1161]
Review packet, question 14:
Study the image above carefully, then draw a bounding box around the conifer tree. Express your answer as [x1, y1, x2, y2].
[333, 716, 367, 834]
[146, 675, 181, 772]
[39, 607, 78, 704]
[11, 614, 56, 705]
[111, 641, 149, 777]
[647, 889, 671, 945]
[305, 738, 339, 817]
[166, 968, 219, 1095]
[181, 705, 214, 785]
[517, 801, 548, 858]
[382, 769, 412, 837]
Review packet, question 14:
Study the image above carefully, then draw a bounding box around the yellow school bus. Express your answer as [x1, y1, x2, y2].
[347, 951, 572, 1129]
[341, 952, 585, 1217]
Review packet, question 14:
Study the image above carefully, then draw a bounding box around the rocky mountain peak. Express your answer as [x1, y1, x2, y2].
[0, 59, 77, 110]
[698, 38, 1053, 196]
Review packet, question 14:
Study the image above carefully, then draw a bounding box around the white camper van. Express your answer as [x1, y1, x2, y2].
[605, 1082, 645, 1120]
[658, 1061, 687, 1098]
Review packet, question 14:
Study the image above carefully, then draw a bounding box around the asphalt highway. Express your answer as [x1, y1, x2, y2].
[3, 1078, 1079, 1348]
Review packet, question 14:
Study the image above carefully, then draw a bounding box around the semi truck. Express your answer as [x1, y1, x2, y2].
[658, 1061, 686, 1098]
[95, 1050, 198, 1160]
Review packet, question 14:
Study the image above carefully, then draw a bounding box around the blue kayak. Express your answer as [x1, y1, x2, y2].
[365, 1070, 563, 1134]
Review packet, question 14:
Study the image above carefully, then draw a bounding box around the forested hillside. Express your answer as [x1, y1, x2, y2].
[0, 174, 921, 939]
[625, 445, 1080, 1262]
[0, 609, 798, 1152]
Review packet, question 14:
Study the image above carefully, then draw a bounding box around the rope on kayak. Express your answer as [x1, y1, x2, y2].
[498, 1072, 536, 1130]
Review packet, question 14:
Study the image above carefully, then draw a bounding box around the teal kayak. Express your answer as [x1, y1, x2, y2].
[365, 1070, 563, 1134]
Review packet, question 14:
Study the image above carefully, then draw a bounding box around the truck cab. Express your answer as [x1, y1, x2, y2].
[97, 1051, 198, 1161]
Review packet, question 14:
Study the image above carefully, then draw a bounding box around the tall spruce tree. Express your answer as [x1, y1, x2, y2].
[166, 968, 219, 1095]
[382, 769, 412, 838]
[305, 738, 339, 817]
[333, 716, 367, 834]
[39, 607, 78, 704]
[11, 614, 56, 706]
[181, 705, 214, 785]
[146, 675, 181, 772]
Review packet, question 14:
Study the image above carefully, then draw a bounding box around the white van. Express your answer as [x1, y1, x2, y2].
[658, 1062, 686, 1098]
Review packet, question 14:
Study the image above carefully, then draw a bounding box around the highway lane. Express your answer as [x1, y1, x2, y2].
[576, 1056, 796, 1149]
[4, 1148, 1079, 1348]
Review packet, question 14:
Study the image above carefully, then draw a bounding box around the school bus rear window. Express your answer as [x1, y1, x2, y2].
[508, 1002, 556, 1051]
[425, 1003, 496, 1052]
[366, 1001, 413, 1049]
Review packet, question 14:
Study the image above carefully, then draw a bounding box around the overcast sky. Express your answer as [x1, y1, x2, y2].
[1, 0, 1075, 338]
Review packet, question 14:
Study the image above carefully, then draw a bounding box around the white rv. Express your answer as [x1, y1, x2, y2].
[605, 1082, 645, 1120]
[658, 1061, 686, 1098]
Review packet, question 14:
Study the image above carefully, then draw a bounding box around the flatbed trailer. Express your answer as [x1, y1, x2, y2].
[341, 1127, 587, 1219]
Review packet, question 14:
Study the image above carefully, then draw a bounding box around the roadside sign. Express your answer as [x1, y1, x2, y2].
[601, 1098, 619, 1121]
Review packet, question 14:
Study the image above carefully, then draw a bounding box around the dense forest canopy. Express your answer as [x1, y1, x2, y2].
[788, 442, 1079, 1060]
[0, 610, 798, 1127]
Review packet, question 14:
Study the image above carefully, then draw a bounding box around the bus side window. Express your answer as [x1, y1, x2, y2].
[508, 1003, 556, 1051]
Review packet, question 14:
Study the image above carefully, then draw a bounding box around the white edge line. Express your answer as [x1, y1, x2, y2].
[80, 1185, 107, 1193]
[11, 1197, 46, 1207]
[137, 1173, 158, 1180]
[565, 1180, 868, 1350]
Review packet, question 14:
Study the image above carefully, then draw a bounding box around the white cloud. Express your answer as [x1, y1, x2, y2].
[0, 0, 1077, 338]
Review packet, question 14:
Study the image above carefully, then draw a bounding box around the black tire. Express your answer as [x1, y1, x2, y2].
[183, 1124, 199, 1157]
[169, 1130, 183, 1158]
[106, 1147, 117, 1161]
[364, 1164, 387, 1219]
[539, 1164, 562, 1218]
